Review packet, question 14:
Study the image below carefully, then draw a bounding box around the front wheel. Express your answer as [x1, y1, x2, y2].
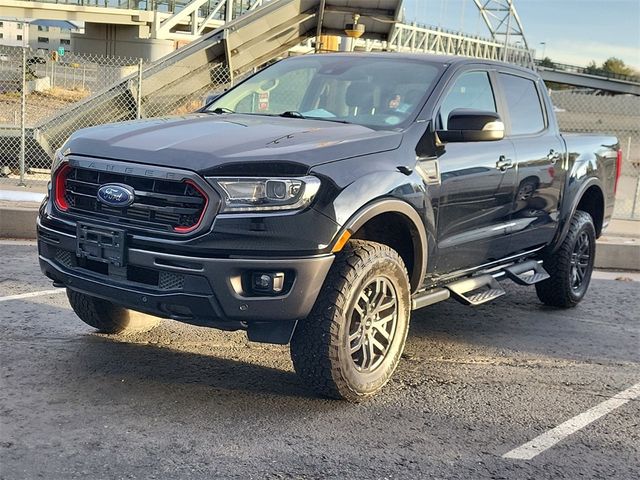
[290, 240, 411, 401]
[536, 210, 596, 308]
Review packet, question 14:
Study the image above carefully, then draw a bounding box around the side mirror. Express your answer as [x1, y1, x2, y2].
[437, 109, 505, 143]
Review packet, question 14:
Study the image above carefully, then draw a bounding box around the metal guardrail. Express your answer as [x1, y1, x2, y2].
[386, 22, 534, 68]
[535, 60, 640, 84]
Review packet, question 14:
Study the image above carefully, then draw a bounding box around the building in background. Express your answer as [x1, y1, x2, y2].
[0, 18, 28, 47]
[0, 19, 80, 53]
[28, 20, 80, 54]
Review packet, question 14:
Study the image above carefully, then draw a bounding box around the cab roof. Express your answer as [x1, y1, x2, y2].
[287, 52, 537, 76]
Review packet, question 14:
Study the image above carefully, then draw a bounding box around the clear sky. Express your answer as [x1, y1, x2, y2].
[401, 0, 640, 70]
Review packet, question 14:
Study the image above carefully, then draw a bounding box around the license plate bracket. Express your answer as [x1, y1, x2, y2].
[76, 222, 127, 267]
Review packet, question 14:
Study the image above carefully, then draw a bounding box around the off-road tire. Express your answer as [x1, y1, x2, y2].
[536, 210, 596, 308]
[290, 240, 411, 401]
[67, 289, 160, 334]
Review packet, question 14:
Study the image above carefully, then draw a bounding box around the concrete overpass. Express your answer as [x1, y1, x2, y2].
[537, 63, 640, 96]
[0, 0, 246, 59]
[0, 1, 232, 36]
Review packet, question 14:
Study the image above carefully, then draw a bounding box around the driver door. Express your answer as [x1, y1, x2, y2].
[434, 69, 517, 272]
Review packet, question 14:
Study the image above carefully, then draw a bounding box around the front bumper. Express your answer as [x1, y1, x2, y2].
[38, 218, 334, 343]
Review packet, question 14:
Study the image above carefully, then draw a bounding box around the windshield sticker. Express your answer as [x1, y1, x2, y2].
[258, 92, 270, 111]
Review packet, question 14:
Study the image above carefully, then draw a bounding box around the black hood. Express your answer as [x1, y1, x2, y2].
[65, 113, 403, 175]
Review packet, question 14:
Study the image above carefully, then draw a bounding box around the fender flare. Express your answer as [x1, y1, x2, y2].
[335, 198, 428, 293]
[553, 176, 604, 252]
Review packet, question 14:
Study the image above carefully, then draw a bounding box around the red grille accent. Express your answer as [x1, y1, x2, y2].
[54, 164, 71, 212]
[173, 180, 209, 233]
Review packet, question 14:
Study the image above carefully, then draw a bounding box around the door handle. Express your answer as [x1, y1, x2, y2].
[496, 156, 514, 171]
[547, 149, 561, 164]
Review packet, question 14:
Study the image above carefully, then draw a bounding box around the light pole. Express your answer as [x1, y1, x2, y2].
[539, 41, 546, 60]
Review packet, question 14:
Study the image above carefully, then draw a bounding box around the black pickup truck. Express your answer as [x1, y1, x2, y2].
[38, 53, 621, 400]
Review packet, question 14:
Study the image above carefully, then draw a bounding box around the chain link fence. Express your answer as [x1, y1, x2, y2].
[0, 44, 233, 187]
[550, 91, 640, 219]
[0, 45, 147, 185]
[1, 43, 639, 219]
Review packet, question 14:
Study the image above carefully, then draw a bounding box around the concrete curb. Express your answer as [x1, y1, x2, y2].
[1, 205, 639, 271]
[594, 236, 640, 271]
[0, 206, 38, 239]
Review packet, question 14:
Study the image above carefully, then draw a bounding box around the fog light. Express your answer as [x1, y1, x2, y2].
[251, 271, 285, 294]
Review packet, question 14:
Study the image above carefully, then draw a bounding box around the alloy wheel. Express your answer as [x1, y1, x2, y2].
[347, 276, 399, 372]
[570, 231, 591, 291]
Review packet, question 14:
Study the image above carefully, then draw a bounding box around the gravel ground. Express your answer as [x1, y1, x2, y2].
[1, 242, 639, 479]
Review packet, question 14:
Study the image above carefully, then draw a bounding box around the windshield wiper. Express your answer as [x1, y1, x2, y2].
[279, 111, 306, 119]
[305, 117, 352, 124]
[209, 107, 235, 114]
[280, 111, 353, 124]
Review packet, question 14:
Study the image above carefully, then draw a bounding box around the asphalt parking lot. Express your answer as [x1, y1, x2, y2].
[1, 241, 639, 479]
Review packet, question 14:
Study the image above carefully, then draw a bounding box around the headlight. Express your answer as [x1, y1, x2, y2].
[207, 176, 321, 213]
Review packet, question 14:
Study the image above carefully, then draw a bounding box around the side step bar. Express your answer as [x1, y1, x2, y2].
[445, 274, 506, 306]
[411, 260, 551, 310]
[503, 260, 550, 286]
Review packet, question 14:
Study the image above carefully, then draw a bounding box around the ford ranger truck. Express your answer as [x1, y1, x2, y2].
[38, 54, 621, 401]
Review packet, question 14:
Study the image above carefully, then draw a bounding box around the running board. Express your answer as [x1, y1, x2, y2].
[445, 274, 506, 306]
[412, 288, 450, 310]
[504, 260, 550, 286]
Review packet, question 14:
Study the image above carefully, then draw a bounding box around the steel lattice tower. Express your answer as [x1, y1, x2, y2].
[473, 0, 532, 63]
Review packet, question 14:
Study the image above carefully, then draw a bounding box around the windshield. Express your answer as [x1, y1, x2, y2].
[206, 55, 443, 129]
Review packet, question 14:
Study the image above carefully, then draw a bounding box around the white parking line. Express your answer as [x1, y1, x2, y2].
[503, 382, 640, 460]
[0, 289, 65, 302]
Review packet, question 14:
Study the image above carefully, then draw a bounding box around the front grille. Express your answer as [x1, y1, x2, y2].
[61, 166, 208, 233]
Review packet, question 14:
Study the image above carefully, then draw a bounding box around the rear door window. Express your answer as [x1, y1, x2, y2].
[499, 73, 546, 135]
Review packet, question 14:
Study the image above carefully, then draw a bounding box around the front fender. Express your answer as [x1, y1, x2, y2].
[311, 159, 435, 291]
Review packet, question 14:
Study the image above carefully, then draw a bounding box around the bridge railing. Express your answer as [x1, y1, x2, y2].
[385, 22, 535, 68]
[535, 59, 640, 83]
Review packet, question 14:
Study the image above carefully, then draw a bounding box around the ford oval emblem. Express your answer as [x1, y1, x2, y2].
[97, 184, 135, 207]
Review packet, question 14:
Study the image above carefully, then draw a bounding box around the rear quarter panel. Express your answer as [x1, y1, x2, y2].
[561, 133, 619, 232]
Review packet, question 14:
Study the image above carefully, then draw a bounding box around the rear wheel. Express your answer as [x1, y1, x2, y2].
[290, 240, 411, 401]
[536, 210, 596, 308]
[66, 289, 160, 334]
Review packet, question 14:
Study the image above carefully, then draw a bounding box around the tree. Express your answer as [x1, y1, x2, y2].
[585, 60, 602, 76]
[538, 56, 555, 68]
[601, 57, 635, 76]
